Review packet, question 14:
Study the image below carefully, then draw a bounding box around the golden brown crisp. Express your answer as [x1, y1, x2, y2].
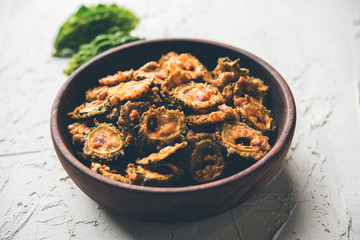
[187, 104, 238, 125]
[233, 76, 269, 105]
[136, 142, 188, 165]
[136, 163, 184, 186]
[235, 96, 275, 132]
[68, 122, 90, 146]
[138, 106, 186, 148]
[85, 85, 109, 101]
[190, 139, 224, 183]
[91, 163, 140, 184]
[172, 82, 225, 113]
[68, 99, 112, 119]
[107, 79, 153, 102]
[98, 69, 134, 85]
[219, 121, 271, 160]
[83, 122, 126, 162]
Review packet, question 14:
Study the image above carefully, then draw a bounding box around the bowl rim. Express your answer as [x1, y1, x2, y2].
[51, 38, 296, 194]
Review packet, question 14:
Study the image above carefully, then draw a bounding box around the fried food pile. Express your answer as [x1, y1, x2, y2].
[67, 52, 276, 187]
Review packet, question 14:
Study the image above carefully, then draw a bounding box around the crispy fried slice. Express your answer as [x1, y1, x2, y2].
[158, 51, 179, 67]
[211, 72, 236, 90]
[187, 104, 238, 125]
[190, 139, 224, 183]
[172, 82, 225, 113]
[165, 53, 213, 82]
[233, 76, 269, 105]
[91, 163, 140, 184]
[218, 121, 271, 160]
[83, 122, 125, 162]
[68, 122, 91, 146]
[136, 163, 184, 186]
[211, 57, 249, 89]
[68, 99, 112, 119]
[221, 82, 235, 105]
[162, 64, 192, 92]
[133, 61, 169, 80]
[117, 101, 152, 144]
[107, 79, 152, 102]
[136, 142, 188, 165]
[139, 106, 186, 148]
[235, 96, 275, 132]
[98, 69, 134, 85]
[213, 57, 249, 78]
[85, 85, 109, 101]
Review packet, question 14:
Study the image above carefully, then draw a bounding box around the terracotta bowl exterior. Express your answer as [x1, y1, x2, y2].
[50, 38, 296, 222]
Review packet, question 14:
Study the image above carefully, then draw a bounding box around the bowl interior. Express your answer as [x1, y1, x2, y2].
[55, 39, 291, 188]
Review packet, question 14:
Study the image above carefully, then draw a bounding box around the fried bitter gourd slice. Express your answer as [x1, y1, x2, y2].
[167, 53, 212, 82]
[235, 96, 275, 132]
[68, 99, 112, 119]
[211, 57, 249, 89]
[234, 76, 269, 105]
[136, 163, 184, 186]
[172, 82, 225, 113]
[136, 142, 188, 165]
[68, 122, 91, 146]
[85, 85, 109, 101]
[133, 61, 168, 81]
[117, 101, 152, 144]
[91, 162, 140, 184]
[190, 139, 225, 183]
[218, 121, 271, 161]
[83, 122, 126, 162]
[187, 104, 238, 126]
[98, 69, 134, 86]
[107, 78, 152, 102]
[138, 106, 186, 148]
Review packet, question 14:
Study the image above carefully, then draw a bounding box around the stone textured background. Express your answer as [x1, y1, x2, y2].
[0, 0, 359, 239]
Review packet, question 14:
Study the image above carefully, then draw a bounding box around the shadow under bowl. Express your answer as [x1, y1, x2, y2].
[50, 38, 296, 222]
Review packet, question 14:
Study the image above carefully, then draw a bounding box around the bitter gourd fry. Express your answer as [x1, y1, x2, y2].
[190, 139, 224, 183]
[68, 99, 112, 120]
[219, 121, 271, 161]
[235, 96, 275, 132]
[136, 142, 188, 165]
[138, 106, 186, 148]
[54, 4, 139, 57]
[233, 76, 269, 105]
[83, 122, 126, 162]
[136, 163, 184, 186]
[172, 82, 225, 113]
[107, 79, 153, 102]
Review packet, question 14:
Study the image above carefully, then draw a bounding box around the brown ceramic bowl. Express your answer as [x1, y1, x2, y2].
[50, 38, 296, 222]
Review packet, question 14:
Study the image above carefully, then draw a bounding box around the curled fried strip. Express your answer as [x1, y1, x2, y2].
[98, 69, 134, 85]
[133, 61, 168, 81]
[136, 163, 184, 186]
[68, 122, 90, 146]
[85, 85, 109, 101]
[91, 163, 140, 184]
[187, 104, 238, 125]
[190, 139, 224, 183]
[235, 96, 275, 132]
[136, 142, 188, 165]
[233, 76, 269, 105]
[68, 99, 112, 119]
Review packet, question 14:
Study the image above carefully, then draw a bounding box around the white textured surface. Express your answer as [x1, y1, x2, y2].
[0, 0, 359, 239]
